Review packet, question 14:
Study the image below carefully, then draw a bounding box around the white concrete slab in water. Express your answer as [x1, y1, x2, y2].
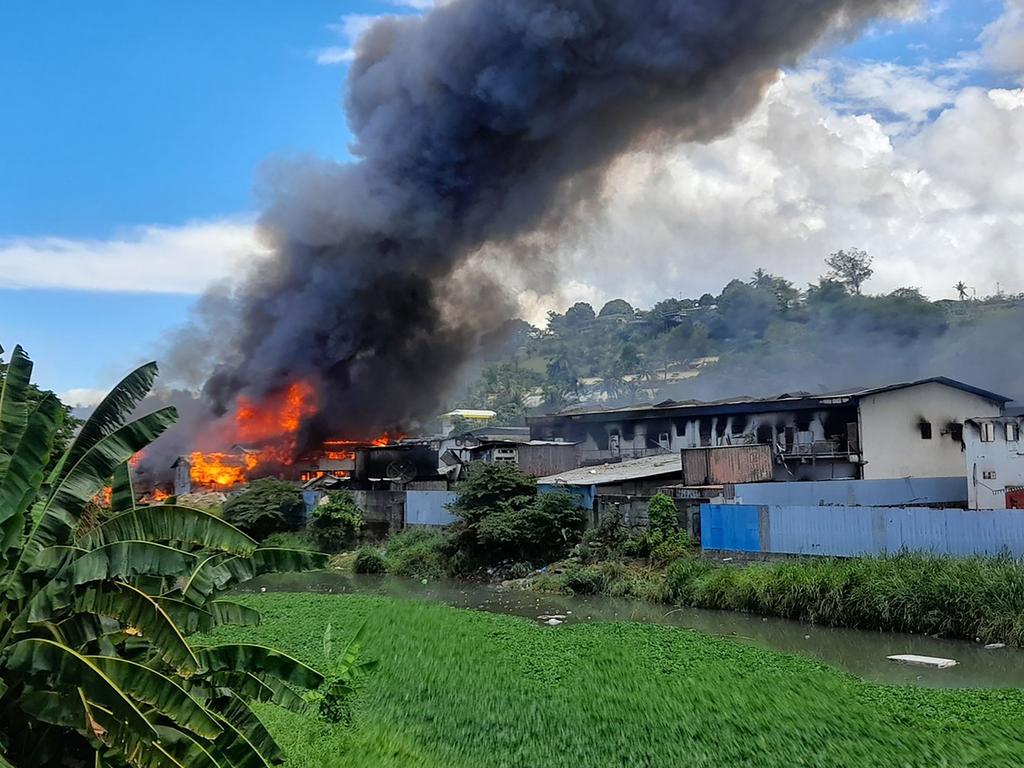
[886, 654, 958, 669]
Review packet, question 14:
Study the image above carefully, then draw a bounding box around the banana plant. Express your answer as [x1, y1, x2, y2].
[0, 345, 330, 767]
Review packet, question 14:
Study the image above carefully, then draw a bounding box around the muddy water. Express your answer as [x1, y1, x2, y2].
[244, 571, 1024, 689]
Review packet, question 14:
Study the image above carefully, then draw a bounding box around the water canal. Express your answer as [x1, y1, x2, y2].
[245, 571, 1024, 689]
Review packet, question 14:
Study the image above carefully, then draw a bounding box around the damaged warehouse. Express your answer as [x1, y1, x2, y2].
[529, 377, 1011, 482]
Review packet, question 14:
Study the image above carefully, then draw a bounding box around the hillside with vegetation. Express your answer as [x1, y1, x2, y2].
[453, 250, 1024, 423]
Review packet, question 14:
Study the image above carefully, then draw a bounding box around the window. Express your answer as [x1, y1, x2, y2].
[981, 422, 996, 442]
[918, 421, 933, 440]
[983, 470, 998, 480]
[658, 432, 671, 449]
[1007, 423, 1020, 443]
[948, 423, 964, 442]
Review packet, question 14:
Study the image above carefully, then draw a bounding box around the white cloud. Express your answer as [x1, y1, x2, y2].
[314, 13, 387, 66]
[314, 46, 355, 65]
[981, 0, 1024, 76]
[313, 3, 445, 66]
[548, 68, 1024, 310]
[0, 218, 267, 294]
[59, 388, 109, 409]
[824, 60, 961, 129]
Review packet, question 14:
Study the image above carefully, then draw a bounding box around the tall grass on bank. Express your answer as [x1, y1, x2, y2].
[204, 593, 1024, 768]
[546, 553, 1024, 645]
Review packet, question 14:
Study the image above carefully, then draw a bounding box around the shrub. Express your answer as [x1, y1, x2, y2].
[449, 464, 586, 565]
[665, 556, 715, 602]
[385, 528, 452, 579]
[224, 477, 306, 540]
[311, 491, 365, 552]
[354, 547, 387, 574]
[650, 531, 693, 565]
[647, 493, 678, 536]
[563, 565, 611, 595]
[263, 530, 318, 550]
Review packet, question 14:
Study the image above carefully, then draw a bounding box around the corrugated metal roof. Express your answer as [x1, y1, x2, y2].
[536, 377, 1012, 420]
[537, 453, 681, 486]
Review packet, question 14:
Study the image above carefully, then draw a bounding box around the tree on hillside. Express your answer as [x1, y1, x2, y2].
[712, 280, 780, 338]
[889, 287, 926, 301]
[598, 298, 635, 318]
[749, 268, 773, 289]
[825, 247, 874, 295]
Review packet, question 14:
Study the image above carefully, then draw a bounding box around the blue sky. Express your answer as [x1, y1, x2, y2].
[1, 0, 1020, 399]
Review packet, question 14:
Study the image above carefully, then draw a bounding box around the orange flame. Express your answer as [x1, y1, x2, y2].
[151, 488, 170, 502]
[190, 451, 259, 489]
[189, 380, 317, 488]
[187, 379, 403, 489]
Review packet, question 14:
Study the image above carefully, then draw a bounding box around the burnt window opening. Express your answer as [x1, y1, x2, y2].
[948, 423, 964, 443]
[919, 421, 933, 440]
[1007, 423, 1020, 443]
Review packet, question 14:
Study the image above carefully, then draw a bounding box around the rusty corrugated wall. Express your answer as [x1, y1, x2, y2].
[517, 444, 579, 477]
[682, 445, 773, 485]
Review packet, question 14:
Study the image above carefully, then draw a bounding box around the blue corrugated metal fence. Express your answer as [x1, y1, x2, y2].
[732, 477, 967, 507]
[405, 490, 458, 526]
[702, 503, 1024, 557]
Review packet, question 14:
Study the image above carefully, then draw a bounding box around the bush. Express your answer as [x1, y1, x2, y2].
[385, 528, 451, 579]
[311, 491, 365, 553]
[223, 478, 306, 540]
[650, 531, 693, 565]
[647, 493, 677, 536]
[449, 464, 586, 565]
[353, 547, 387, 574]
[563, 565, 611, 595]
[263, 530, 318, 550]
[664, 556, 715, 603]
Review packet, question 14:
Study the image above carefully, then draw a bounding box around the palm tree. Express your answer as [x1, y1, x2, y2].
[955, 281, 969, 301]
[0, 344, 332, 767]
[749, 268, 772, 289]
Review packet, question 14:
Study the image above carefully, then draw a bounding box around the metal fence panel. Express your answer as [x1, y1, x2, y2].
[701, 504, 762, 552]
[733, 477, 967, 507]
[750, 505, 1024, 557]
[405, 490, 458, 526]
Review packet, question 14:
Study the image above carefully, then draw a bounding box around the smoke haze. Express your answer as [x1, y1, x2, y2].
[170, 0, 916, 452]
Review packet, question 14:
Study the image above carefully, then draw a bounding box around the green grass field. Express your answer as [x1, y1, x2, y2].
[205, 594, 1024, 767]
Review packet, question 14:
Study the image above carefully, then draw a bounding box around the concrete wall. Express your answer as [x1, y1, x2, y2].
[965, 417, 1024, 509]
[405, 490, 458, 526]
[594, 495, 701, 540]
[732, 477, 967, 507]
[858, 383, 1001, 480]
[350, 490, 405, 535]
[701, 503, 1024, 557]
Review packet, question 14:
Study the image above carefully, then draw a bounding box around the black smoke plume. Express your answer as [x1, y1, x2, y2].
[170, 0, 915, 454]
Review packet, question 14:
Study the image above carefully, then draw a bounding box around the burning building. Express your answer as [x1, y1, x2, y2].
[153, 0, 914, 477]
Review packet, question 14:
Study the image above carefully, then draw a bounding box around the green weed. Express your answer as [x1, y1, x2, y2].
[205, 593, 1024, 768]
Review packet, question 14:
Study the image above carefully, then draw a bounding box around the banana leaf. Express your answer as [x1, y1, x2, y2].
[196, 644, 324, 690]
[58, 362, 159, 484]
[79, 506, 255, 556]
[4, 639, 156, 739]
[88, 656, 221, 739]
[109, 463, 136, 515]
[0, 395, 62, 556]
[75, 583, 199, 673]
